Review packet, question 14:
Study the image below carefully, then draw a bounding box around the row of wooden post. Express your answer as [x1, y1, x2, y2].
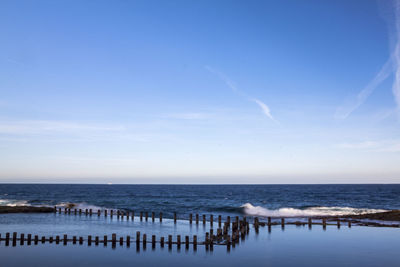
[55, 207, 352, 230]
[0, 231, 240, 249]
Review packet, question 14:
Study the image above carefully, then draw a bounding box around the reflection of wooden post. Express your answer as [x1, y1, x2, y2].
[54, 235, 59, 244]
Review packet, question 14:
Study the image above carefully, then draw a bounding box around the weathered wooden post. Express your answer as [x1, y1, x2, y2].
[218, 215, 222, 227]
[160, 236, 165, 247]
[308, 218, 312, 228]
[131, 211, 135, 221]
[152, 212, 155, 222]
[160, 212, 163, 222]
[119, 237, 123, 246]
[79, 236, 83, 245]
[104, 235, 108, 246]
[134, 231, 139, 244]
[74, 208, 77, 215]
[337, 219, 341, 228]
[203, 214, 206, 225]
[227, 216, 231, 225]
[88, 235, 92, 246]
[168, 235, 172, 249]
[281, 218, 285, 228]
[97, 210, 100, 217]
[95, 236, 99, 245]
[73, 236, 77, 244]
[177, 235, 181, 249]
[152, 235, 156, 248]
[112, 233, 117, 246]
[189, 214, 193, 224]
[322, 218, 327, 229]
[140, 212, 143, 221]
[12, 232, 17, 241]
[196, 214, 199, 224]
[145, 212, 148, 221]
[54, 235, 59, 244]
[79, 208, 82, 215]
[85, 209, 88, 215]
[143, 234, 147, 249]
[27, 234, 32, 245]
[185, 236, 189, 250]
[193, 235, 197, 250]
[117, 210, 120, 219]
[126, 235, 130, 246]
[64, 208, 67, 214]
[20, 233, 24, 245]
[49, 236, 54, 243]
[210, 214, 213, 227]
[105, 209, 108, 217]
[348, 221, 352, 228]
[63, 234, 68, 245]
[110, 210, 113, 217]
[68, 208, 71, 215]
[174, 212, 177, 223]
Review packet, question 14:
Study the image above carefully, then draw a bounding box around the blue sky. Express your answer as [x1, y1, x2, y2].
[0, 0, 399, 183]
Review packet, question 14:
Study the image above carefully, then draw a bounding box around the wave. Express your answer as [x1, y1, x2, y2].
[0, 199, 105, 211]
[240, 203, 388, 217]
[0, 199, 30, 207]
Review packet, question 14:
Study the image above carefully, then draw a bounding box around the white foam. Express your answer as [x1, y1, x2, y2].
[56, 202, 106, 211]
[0, 199, 30, 207]
[240, 203, 388, 217]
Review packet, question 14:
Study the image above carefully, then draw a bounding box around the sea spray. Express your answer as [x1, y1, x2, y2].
[240, 203, 388, 217]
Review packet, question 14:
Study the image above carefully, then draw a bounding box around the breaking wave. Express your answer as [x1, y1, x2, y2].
[240, 203, 388, 217]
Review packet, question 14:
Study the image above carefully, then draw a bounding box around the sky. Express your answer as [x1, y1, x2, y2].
[0, 0, 399, 183]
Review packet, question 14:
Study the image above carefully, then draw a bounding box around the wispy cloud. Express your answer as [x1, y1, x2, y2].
[335, 59, 393, 119]
[336, 1, 400, 119]
[206, 66, 277, 122]
[250, 98, 277, 122]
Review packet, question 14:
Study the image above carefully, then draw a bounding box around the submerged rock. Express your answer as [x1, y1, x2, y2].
[0, 206, 54, 213]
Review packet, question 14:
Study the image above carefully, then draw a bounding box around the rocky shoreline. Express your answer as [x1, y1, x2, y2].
[0, 206, 54, 213]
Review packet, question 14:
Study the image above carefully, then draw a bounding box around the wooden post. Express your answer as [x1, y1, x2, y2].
[54, 235, 59, 244]
[73, 236, 77, 244]
[152, 235, 156, 248]
[49, 236, 54, 243]
[105, 209, 108, 217]
[160, 236, 165, 247]
[131, 211, 135, 221]
[193, 235, 197, 250]
[117, 210, 120, 219]
[97, 210, 100, 217]
[281, 218, 285, 226]
[227, 216, 230, 225]
[88, 235, 92, 246]
[20, 233, 24, 245]
[348, 221, 351, 228]
[126, 235, 130, 246]
[168, 235, 172, 247]
[79, 236, 83, 245]
[145, 212, 148, 221]
[218, 215, 222, 227]
[203, 214, 206, 225]
[79, 208, 82, 215]
[110, 210, 113, 217]
[189, 214, 193, 224]
[27, 234, 32, 245]
[95, 236, 99, 245]
[174, 212, 177, 223]
[152, 212, 155, 222]
[74, 208, 77, 215]
[185, 236, 189, 249]
[143, 234, 147, 248]
[205, 232, 209, 245]
[337, 219, 341, 228]
[63, 234, 67, 245]
[210, 215, 213, 227]
[85, 209, 88, 215]
[160, 212, 163, 222]
[140, 212, 143, 221]
[196, 214, 199, 224]
[177, 235, 181, 249]
[64, 208, 67, 214]
[322, 218, 327, 229]
[12, 232, 17, 241]
[119, 237, 123, 246]
[136, 232, 140, 244]
[104, 235, 108, 246]
[112, 233, 116, 246]
[308, 218, 312, 228]
[68, 208, 71, 214]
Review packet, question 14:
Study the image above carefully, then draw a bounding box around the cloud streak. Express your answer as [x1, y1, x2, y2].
[336, 0, 400, 119]
[206, 66, 277, 122]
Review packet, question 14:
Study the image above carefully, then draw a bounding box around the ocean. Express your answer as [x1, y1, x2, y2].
[1, 184, 399, 219]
